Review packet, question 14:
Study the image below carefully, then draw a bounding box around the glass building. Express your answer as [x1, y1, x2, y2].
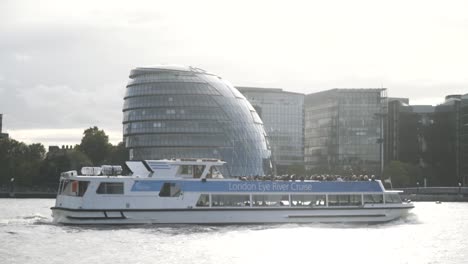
[433, 95, 463, 186]
[386, 100, 435, 164]
[122, 65, 271, 177]
[461, 94, 468, 186]
[0, 114, 8, 139]
[237, 87, 304, 174]
[304, 89, 386, 175]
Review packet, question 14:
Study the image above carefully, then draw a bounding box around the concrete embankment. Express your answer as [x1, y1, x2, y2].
[399, 187, 468, 202]
[0, 192, 57, 198]
[401, 194, 468, 202]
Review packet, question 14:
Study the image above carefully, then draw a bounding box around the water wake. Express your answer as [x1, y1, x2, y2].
[0, 214, 52, 226]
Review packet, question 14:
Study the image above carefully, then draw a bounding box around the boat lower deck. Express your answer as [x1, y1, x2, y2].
[51, 205, 413, 225]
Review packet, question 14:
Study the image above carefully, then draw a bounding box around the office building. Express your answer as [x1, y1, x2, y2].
[460, 94, 468, 186]
[237, 87, 304, 174]
[304, 89, 386, 175]
[432, 95, 462, 186]
[0, 114, 9, 139]
[386, 100, 435, 164]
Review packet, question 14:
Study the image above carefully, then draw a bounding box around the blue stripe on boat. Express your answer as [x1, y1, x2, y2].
[130, 180, 383, 193]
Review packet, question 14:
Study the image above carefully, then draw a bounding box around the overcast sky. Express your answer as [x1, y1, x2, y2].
[1, 0, 467, 147]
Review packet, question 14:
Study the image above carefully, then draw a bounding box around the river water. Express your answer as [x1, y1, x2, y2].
[0, 199, 467, 264]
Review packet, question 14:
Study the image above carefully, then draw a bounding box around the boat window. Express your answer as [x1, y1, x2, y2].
[206, 166, 223, 179]
[252, 195, 289, 207]
[77, 181, 90, 196]
[60, 180, 90, 197]
[328, 194, 362, 206]
[291, 195, 326, 207]
[194, 165, 205, 178]
[196, 194, 210, 207]
[159, 182, 182, 197]
[384, 193, 402, 203]
[180, 165, 193, 176]
[211, 194, 250, 207]
[96, 182, 124, 194]
[363, 194, 384, 204]
[59, 180, 70, 195]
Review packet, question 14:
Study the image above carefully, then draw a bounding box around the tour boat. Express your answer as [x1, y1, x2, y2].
[51, 159, 414, 224]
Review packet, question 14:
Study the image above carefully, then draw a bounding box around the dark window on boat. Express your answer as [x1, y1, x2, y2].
[194, 165, 205, 178]
[384, 193, 402, 203]
[96, 182, 124, 194]
[212, 194, 250, 207]
[77, 181, 90, 196]
[180, 165, 193, 176]
[196, 194, 210, 207]
[159, 183, 182, 197]
[291, 194, 326, 207]
[59, 180, 70, 195]
[328, 194, 362, 206]
[60, 180, 90, 197]
[363, 194, 384, 204]
[252, 195, 289, 207]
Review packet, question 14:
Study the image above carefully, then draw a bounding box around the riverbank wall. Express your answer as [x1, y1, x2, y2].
[399, 187, 468, 202]
[0, 192, 57, 198]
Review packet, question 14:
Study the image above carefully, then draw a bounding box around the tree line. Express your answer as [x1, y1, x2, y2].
[0, 126, 128, 188]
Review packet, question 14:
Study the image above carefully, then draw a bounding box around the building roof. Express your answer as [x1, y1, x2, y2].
[307, 88, 386, 96]
[236, 86, 305, 96]
[411, 105, 435, 113]
[129, 65, 217, 78]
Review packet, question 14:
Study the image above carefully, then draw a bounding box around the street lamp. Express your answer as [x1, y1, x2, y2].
[459, 182, 462, 194]
[417, 181, 419, 194]
[9, 178, 15, 197]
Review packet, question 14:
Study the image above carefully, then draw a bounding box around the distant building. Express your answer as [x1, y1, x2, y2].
[386, 100, 435, 164]
[432, 95, 462, 186]
[460, 94, 468, 186]
[386, 99, 435, 185]
[388, 97, 409, 105]
[46, 145, 74, 158]
[304, 89, 386, 175]
[237, 87, 304, 174]
[386, 93, 468, 187]
[0, 114, 9, 139]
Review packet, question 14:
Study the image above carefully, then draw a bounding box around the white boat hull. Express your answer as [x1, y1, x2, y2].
[52, 206, 413, 225]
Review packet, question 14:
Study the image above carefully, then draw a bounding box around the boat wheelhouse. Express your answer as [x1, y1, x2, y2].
[51, 159, 414, 224]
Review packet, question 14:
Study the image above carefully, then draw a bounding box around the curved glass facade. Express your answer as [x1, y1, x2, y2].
[123, 66, 272, 176]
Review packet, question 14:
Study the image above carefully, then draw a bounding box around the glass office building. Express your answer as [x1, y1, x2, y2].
[304, 89, 386, 175]
[461, 94, 468, 186]
[237, 87, 304, 174]
[123, 66, 271, 177]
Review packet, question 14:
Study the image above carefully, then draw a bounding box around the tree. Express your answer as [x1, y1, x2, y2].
[107, 142, 129, 166]
[77, 126, 111, 165]
[0, 138, 45, 186]
[39, 148, 92, 186]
